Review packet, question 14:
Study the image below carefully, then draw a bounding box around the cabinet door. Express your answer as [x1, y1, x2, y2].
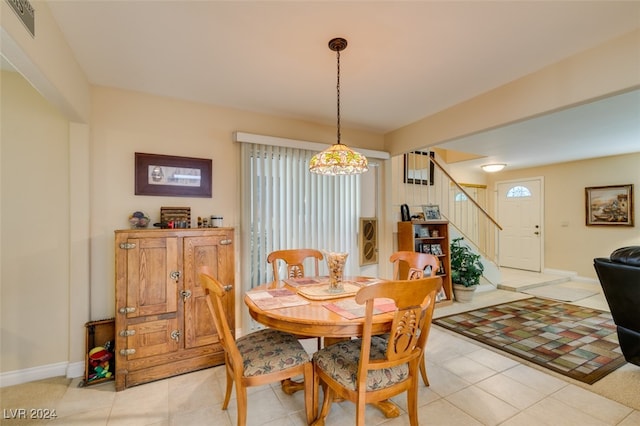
[123, 317, 180, 360]
[183, 234, 234, 349]
[126, 237, 179, 317]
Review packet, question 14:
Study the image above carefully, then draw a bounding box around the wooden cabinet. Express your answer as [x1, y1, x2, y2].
[114, 228, 234, 391]
[397, 221, 453, 306]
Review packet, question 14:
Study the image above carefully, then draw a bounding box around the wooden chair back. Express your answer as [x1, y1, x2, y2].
[390, 251, 439, 280]
[356, 277, 441, 373]
[198, 270, 242, 376]
[267, 248, 323, 281]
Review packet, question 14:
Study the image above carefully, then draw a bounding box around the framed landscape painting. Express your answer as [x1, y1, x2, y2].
[585, 184, 633, 226]
[135, 153, 212, 198]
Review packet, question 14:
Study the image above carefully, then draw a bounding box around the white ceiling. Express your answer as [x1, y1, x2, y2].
[43, 1, 640, 169]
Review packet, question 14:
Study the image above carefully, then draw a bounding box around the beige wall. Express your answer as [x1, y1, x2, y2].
[89, 86, 385, 320]
[1, 71, 71, 372]
[385, 29, 640, 156]
[484, 153, 640, 279]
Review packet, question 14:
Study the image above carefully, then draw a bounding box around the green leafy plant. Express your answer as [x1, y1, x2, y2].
[450, 237, 484, 287]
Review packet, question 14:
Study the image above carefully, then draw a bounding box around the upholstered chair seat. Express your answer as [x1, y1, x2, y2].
[237, 328, 310, 377]
[313, 336, 409, 392]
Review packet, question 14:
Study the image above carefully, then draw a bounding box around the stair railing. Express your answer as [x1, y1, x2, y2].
[395, 151, 502, 267]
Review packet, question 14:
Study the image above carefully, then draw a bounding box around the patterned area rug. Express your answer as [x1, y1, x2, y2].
[433, 297, 626, 384]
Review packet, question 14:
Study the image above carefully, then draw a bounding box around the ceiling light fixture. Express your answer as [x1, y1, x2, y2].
[481, 163, 506, 172]
[309, 38, 368, 175]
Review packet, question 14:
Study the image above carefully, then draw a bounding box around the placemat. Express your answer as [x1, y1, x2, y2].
[296, 282, 362, 300]
[324, 298, 396, 319]
[246, 288, 309, 310]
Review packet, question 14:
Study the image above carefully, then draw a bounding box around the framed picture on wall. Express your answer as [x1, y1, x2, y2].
[135, 152, 212, 197]
[585, 184, 633, 226]
[403, 151, 435, 186]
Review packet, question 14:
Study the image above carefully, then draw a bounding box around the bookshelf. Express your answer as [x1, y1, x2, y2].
[397, 220, 452, 306]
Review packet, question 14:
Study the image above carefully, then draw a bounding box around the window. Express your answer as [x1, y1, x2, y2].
[506, 185, 532, 198]
[240, 143, 361, 291]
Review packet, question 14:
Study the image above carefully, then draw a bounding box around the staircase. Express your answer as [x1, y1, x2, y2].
[395, 152, 503, 288]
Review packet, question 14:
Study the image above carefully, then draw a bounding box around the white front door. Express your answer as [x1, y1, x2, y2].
[497, 178, 543, 271]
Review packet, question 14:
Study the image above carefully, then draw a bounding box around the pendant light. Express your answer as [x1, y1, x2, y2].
[309, 38, 368, 175]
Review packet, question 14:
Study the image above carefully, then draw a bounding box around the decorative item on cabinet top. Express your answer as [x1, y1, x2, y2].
[157, 206, 191, 229]
[128, 211, 149, 228]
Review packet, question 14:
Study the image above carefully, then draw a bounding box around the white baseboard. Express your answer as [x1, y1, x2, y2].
[66, 361, 85, 379]
[0, 361, 84, 388]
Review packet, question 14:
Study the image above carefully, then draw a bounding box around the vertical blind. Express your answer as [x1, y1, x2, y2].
[241, 143, 361, 291]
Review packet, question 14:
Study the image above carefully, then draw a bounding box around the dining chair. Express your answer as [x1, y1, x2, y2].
[390, 250, 440, 280]
[199, 270, 314, 425]
[312, 276, 442, 426]
[268, 248, 324, 349]
[389, 250, 440, 386]
[267, 248, 324, 282]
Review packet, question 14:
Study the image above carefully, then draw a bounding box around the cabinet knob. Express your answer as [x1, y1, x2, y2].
[180, 290, 192, 302]
[170, 271, 181, 281]
[223, 284, 233, 292]
[170, 330, 181, 342]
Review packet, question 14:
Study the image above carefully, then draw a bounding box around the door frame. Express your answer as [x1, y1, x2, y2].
[494, 176, 545, 272]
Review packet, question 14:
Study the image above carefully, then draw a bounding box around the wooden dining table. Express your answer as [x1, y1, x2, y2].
[243, 276, 401, 418]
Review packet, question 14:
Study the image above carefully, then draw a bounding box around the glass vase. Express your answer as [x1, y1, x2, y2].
[324, 251, 348, 293]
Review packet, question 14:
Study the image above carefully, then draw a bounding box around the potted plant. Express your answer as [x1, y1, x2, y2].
[450, 237, 484, 302]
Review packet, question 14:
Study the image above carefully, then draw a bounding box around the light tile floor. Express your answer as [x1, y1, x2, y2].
[2, 270, 639, 425]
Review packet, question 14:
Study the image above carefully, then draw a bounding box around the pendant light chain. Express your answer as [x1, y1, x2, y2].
[336, 47, 341, 145]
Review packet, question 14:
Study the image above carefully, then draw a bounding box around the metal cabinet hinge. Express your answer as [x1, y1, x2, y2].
[119, 329, 136, 337]
[118, 306, 136, 314]
[223, 284, 233, 292]
[119, 242, 136, 249]
[220, 239, 232, 245]
[119, 348, 136, 356]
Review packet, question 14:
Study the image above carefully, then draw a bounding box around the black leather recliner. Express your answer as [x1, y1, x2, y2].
[594, 246, 640, 366]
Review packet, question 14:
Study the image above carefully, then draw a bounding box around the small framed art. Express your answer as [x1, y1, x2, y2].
[135, 153, 212, 198]
[422, 204, 441, 220]
[585, 184, 633, 226]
